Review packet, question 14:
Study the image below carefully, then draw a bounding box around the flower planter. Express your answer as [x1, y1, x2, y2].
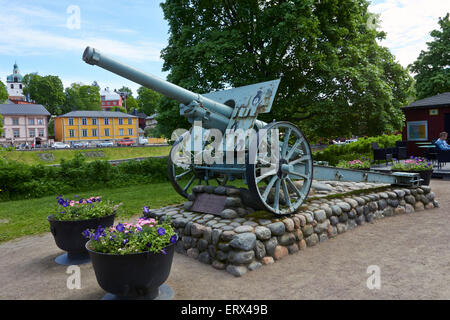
[86, 241, 175, 300]
[47, 213, 116, 265]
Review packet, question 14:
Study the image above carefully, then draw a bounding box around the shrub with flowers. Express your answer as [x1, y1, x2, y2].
[391, 157, 433, 171]
[53, 195, 120, 221]
[84, 216, 177, 255]
[337, 158, 371, 170]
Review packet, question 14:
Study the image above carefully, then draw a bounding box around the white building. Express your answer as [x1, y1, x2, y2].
[6, 62, 25, 101]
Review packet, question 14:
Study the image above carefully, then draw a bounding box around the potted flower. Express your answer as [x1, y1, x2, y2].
[47, 195, 119, 265]
[391, 157, 433, 185]
[84, 216, 178, 300]
[337, 158, 371, 170]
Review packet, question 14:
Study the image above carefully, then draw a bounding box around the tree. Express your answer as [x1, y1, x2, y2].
[23, 74, 65, 115]
[159, 0, 413, 139]
[136, 86, 162, 115]
[124, 96, 139, 112]
[0, 80, 8, 103]
[117, 86, 133, 97]
[64, 83, 101, 113]
[410, 14, 450, 99]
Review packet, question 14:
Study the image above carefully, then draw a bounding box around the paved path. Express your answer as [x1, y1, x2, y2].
[1, 180, 449, 300]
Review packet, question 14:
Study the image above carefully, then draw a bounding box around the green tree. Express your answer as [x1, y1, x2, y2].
[117, 86, 133, 97]
[410, 14, 450, 99]
[0, 80, 8, 103]
[159, 0, 413, 139]
[136, 86, 162, 115]
[123, 96, 139, 112]
[23, 74, 65, 115]
[64, 83, 101, 113]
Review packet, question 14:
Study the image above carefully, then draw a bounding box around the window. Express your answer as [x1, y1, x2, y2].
[407, 121, 428, 141]
[69, 129, 75, 137]
[92, 118, 97, 125]
[37, 118, 44, 125]
[82, 129, 88, 137]
[104, 118, 109, 125]
[19, 84, 22, 89]
[118, 118, 123, 125]
[92, 129, 97, 137]
[38, 128, 44, 137]
[104, 128, 110, 136]
[10, 84, 13, 89]
[82, 118, 87, 125]
[128, 128, 133, 136]
[69, 118, 74, 125]
[128, 118, 133, 125]
[12, 118, 19, 125]
[28, 118, 35, 125]
[119, 129, 124, 136]
[29, 129, 35, 137]
[13, 129, 20, 138]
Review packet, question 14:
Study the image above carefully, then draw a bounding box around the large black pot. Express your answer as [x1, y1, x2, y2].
[47, 213, 115, 265]
[86, 241, 175, 300]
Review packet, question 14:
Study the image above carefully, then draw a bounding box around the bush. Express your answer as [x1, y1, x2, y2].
[0, 155, 170, 202]
[313, 134, 401, 166]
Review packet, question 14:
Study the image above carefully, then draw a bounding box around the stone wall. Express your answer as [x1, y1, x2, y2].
[144, 184, 438, 277]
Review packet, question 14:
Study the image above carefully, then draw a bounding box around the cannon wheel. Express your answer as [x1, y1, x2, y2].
[168, 132, 228, 198]
[246, 121, 313, 215]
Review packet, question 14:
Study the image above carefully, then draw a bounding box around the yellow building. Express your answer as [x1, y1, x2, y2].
[54, 111, 138, 145]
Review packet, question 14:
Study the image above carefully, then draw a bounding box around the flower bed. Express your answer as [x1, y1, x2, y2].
[337, 158, 371, 170]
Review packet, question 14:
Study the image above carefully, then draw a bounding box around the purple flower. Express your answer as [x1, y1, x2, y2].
[157, 228, 166, 236]
[62, 201, 68, 208]
[116, 223, 125, 232]
[170, 235, 177, 244]
[143, 206, 149, 214]
[123, 238, 129, 245]
[82, 229, 91, 239]
[87, 199, 92, 204]
[146, 242, 152, 248]
[161, 248, 167, 255]
[74, 195, 79, 198]
[79, 198, 84, 204]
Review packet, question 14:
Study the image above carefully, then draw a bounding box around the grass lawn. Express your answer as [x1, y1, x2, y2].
[0, 182, 185, 243]
[0, 146, 171, 165]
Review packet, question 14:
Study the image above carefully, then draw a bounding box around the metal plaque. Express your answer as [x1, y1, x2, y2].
[191, 193, 227, 215]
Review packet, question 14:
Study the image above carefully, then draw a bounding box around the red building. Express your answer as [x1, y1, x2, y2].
[100, 87, 122, 111]
[401, 92, 450, 156]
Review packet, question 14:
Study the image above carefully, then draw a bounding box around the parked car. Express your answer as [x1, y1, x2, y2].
[117, 138, 135, 147]
[96, 140, 114, 147]
[139, 137, 148, 145]
[52, 142, 71, 149]
[73, 141, 90, 148]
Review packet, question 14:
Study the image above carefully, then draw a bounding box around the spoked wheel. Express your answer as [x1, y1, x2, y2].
[168, 130, 228, 198]
[246, 121, 313, 215]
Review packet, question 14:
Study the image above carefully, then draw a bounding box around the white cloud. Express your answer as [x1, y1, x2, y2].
[0, 3, 164, 63]
[369, 0, 450, 68]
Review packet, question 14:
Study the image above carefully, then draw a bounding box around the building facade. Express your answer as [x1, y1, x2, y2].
[401, 92, 450, 156]
[100, 87, 122, 111]
[54, 111, 138, 144]
[0, 104, 51, 147]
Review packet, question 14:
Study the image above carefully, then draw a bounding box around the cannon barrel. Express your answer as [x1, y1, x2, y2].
[82, 47, 233, 120]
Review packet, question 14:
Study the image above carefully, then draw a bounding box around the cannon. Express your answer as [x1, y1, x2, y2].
[83, 46, 421, 215]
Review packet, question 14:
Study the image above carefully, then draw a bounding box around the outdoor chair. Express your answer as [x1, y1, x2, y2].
[436, 147, 450, 170]
[371, 143, 393, 165]
[393, 141, 408, 160]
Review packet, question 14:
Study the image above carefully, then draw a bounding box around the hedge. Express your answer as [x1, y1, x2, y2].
[0, 154, 169, 201]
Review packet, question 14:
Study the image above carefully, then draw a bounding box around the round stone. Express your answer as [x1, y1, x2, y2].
[226, 265, 247, 277]
[248, 261, 262, 271]
[220, 209, 238, 219]
[234, 225, 254, 233]
[314, 210, 327, 222]
[282, 218, 295, 231]
[337, 202, 351, 212]
[228, 250, 255, 265]
[267, 222, 286, 236]
[264, 237, 278, 257]
[229, 232, 257, 251]
[254, 240, 266, 259]
[277, 233, 296, 246]
[255, 226, 271, 241]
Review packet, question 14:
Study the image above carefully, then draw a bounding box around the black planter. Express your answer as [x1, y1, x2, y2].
[47, 213, 115, 265]
[86, 241, 175, 300]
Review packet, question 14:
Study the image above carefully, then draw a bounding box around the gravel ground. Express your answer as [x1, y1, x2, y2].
[1, 179, 449, 300]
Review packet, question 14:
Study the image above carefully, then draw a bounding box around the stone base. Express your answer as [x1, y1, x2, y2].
[144, 183, 438, 277]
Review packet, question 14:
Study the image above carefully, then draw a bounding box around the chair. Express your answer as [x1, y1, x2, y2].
[436, 147, 450, 170]
[372, 143, 393, 165]
[393, 141, 408, 160]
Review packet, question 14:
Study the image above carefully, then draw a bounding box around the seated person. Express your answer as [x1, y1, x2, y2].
[435, 132, 450, 150]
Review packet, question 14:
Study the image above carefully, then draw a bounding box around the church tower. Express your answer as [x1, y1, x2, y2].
[6, 62, 25, 101]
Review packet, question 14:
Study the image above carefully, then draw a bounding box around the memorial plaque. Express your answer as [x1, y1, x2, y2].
[191, 193, 226, 215]
[37, 153, 55, 162]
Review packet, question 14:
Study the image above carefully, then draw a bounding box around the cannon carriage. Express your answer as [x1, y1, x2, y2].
[83, 46, 421, 216]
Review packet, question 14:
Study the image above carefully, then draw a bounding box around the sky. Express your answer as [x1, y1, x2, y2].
[0, 0, 449, 96]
